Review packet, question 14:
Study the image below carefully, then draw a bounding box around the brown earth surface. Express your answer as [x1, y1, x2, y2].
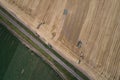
[0, 0, 120, 80]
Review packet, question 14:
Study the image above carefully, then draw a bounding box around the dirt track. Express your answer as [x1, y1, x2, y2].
[0, 0, 120, 80]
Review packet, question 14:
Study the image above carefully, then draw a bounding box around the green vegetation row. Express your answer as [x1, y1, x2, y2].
[0, 24, 19, 80]
[0, 6, 89, 80]
[0, 14, 77, 80]
[0, 25, 62, 80]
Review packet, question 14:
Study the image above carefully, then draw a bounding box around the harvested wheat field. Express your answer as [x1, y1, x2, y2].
[0, 0, 120, 80]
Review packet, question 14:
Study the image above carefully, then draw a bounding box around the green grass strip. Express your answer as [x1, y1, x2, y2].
[0, 14, 78, 80]
[0, 6, 89, 80]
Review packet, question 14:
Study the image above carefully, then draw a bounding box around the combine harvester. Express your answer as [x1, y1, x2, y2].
[0, 0, 119, 80]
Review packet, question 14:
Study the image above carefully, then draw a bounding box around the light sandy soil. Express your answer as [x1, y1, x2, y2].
[0, 0, 120, 80]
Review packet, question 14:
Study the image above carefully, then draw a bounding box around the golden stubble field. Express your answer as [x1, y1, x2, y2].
[0, 0, 120, 80]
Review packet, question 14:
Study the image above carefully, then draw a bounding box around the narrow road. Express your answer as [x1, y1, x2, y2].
[0, 10, 83, 80]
